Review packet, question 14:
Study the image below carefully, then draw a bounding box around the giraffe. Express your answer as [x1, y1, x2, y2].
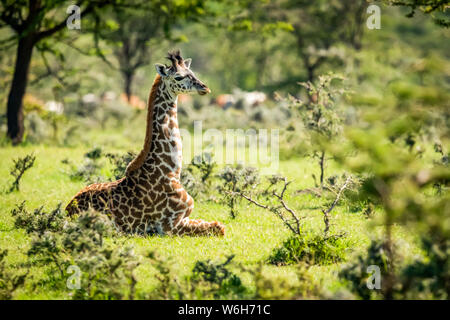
[66, 50, 225, 236]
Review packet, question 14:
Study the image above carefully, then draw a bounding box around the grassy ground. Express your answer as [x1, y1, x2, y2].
[0, 145, 423, 299]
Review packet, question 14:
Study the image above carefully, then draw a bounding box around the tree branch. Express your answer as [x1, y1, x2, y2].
[322, 176, 352, 236]
[35, 4, 97, 42]
[0, 2, 22, 31]
[225, 177, 304, 235]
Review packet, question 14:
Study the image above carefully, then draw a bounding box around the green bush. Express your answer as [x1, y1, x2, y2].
[270, 234, 350, 266]
[142, 254, 249, 300]
[218, 165, 260, 218]
[0, 250, 27, 300]
[181, 152, 217, 198]
[12, 201, 66, 235]
[190, 255, 248, 299]
[61, 147, 106, 183]
[398, 234, 449, 299]
[12, 203, 140, 300]
[105, 151, 136, 180]
[339, 239, 393, 300]
[252, 263, 323, 299]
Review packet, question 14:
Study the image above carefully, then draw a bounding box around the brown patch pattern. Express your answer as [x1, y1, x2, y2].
[66, 52, 225, 237]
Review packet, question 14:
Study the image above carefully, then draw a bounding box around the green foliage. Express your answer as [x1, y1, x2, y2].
[105, 151, 136, 180]
[218, 165, 260, 218]
[62, 148, 136, 183]
[8, 153, 36, 193]
[1, 0, 149, 144]
[62, 147, 106, 183]
[339, 239, 394, 300]
[340, 234, 449, 300]
[191, 152, 217, 184]
[252, 263, 323, 299]
[70, 244, 139, 300]
[284, 0, 366, 79]
[84, 147, 103, 160]
[142, 253, 248, 300]
[190, 255, 247, 299]
[180, 169, 202, 198]
[142, 251, 326, 300]
[398, 232, 449, 299]
[12, 202, 140, 300]
[270, 234, 350, 266]
[384, 0, 450, 27]
[296, 74, 346, 139]
[329, 16, 450, 298]
[0, 250, 27, 300]
[95, 0, 209, 98]
[143, 252, 184, 299]
[11, 201, 66, 235]
[283, 74, 347, 187]
[181, 152, 217, 198]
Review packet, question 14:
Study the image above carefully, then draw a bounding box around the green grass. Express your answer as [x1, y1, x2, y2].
[0, 145, 423, 299]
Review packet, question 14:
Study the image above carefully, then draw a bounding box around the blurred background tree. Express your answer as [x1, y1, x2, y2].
[278, 0, 366, 82]
[383, 0, 449, 27]
[0, 0, 144, 144]
[96, 0, 207, 102]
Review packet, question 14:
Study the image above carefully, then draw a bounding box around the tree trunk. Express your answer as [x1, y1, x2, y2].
[124, 71, 134, 102]
[319, 150, 325, 188]
[7, 35, 35, 145]
[302, 56, 318, 102]
[307, 65, 315, 83]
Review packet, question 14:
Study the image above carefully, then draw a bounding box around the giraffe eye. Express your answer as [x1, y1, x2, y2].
[174, 76, 185, 81]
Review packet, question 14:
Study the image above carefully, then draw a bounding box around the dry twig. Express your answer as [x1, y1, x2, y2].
[322, 176, 352, 236]
[227, 177, 303, 235]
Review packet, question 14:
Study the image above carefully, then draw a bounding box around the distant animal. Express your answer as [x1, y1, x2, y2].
[215, 94, 235, 109]
[215, 91, 266, 110]
[119, 93, 146, 110]
[44, 101, 64, 114]
[66, 50, 225, 236]
[242, 91, 266, 107]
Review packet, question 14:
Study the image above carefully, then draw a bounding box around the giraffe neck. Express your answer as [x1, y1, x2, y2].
[145, 82, 182, 179]
[126, 75, 182, 179]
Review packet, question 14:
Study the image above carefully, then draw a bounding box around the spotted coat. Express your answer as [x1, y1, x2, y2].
[66, 51, 225, 236]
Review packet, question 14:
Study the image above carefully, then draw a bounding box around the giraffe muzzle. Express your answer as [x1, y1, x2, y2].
[196, 82, 211, 95]
[198, 87, 211, 95]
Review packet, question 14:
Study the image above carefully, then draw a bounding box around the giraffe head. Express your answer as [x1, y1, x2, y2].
[155, 50, 211, 96]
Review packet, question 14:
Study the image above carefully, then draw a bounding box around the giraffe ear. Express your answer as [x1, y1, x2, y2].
[155, 63, 168, 77]
[184, 58, 192, 69]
